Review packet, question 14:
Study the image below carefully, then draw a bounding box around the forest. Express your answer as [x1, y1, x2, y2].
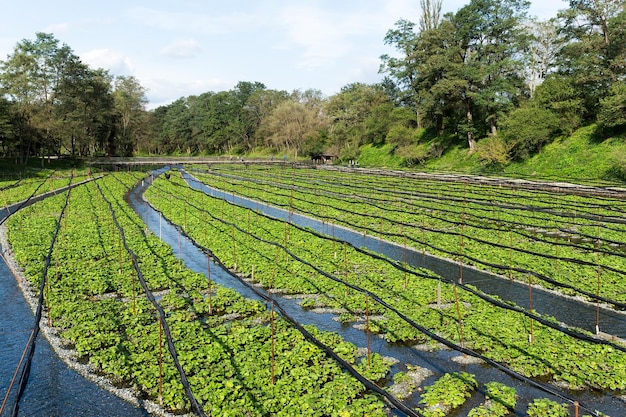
[0, 0, 625, 167]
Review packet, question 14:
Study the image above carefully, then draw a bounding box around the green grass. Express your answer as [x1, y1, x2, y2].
[503, 125, 624, 182]
[365, 124, 626, 184]
[356, 143, 404, 168]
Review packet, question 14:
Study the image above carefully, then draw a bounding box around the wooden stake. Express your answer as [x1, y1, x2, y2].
[596, 266, 601, 334]
[344, 243, 349, 297]
[596, 206, 601, 334]
[158, 318, 164, 406]
[207, 254, 212, 315]
[366, 295, 371, 368]
[270, 301, 275, 385]
[232, 225, 237, 271]
[270, 246, 280, 295]
[333, 223, 336, 260]
[554, 233, 559, 273]
[460, 194, 465, 284]
[378, 217, 383, 253]
[454, 284, 465, 349]
[403, 233, 407, 289]
[421, 215, 426, 262]
[437, 281, 442, 305]
[528, 274, 534, 343]
[131, 262, 137, 316]
[509, 229, 513, 281]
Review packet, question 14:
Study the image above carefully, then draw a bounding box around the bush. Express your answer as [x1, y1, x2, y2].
[476, 136, 511, 166]
[500, 106, 560, 159]
[533, 75, 584, 135]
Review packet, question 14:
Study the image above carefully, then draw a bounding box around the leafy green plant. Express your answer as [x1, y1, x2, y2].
[526, 398, 569, 417]
[419, 372, 477, 416]
[468, 381, 516, 417]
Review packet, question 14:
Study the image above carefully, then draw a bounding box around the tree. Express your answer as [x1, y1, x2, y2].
[451, 0, 530, 151]
[156, 97, 194, 154]
[597, 80, 626, 133]
[419, 0, 443, 32]
[381, 0, 530, 152]
[261, 98, 327, 159]
[380, 19, 422, 126]
[0, 97, 16, 157]
[532, 74, 585, 134]
[380, 0, 443, 128]
[558, 0, 626, 120]
[500, 105, 560, 159]
[521, 19, 565, 95]
[0, 33, 79, 162]
[60, 65, 115, 156]
[244, 88, 290, 149]
[325, 83, 388, 150]
[113, 75, 148, 156]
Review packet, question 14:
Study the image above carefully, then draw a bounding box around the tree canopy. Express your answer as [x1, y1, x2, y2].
[1, 0, 625, 165]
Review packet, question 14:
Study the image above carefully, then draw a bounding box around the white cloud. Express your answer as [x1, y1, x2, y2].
[161, 38, 201, 58]
[81, 48, 135, 75]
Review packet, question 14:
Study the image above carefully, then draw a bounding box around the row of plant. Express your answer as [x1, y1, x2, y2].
[0, 167, 94, 208]
[145, 173, 626, 398]
[190, 166, 626, 305]
[6, 171, 392, 416]
[206, 164, 626, 220]
[203, 165, 626, 241]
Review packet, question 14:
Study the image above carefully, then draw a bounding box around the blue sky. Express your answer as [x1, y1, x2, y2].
[1, 0, 567, 109]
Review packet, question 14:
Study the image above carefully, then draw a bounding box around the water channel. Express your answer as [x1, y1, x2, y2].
[130, 169, 625, 416]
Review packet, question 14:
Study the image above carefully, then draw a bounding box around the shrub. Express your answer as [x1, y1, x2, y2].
[476, 136, 512, 166]
[500, 106, 560, 159]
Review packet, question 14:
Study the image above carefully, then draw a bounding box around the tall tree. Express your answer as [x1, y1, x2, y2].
[0, 97, 16, 157]
[244, 88, 290, 149]
[113, 75, 148, 156]
[325, 83, 388, 150]
[0, 33, 79, 162]
[522, 19, 565, 95]
[380, 19, 422, 126]
[419, 0, 443, 32]
[450, 0, 530, 151]
[55, 61, 115, 156]
[261, 95, 327, 159]
[558, 0, 626, 120]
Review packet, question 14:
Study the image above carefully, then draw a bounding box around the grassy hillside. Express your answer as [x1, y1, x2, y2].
[355, 125, 626, 185]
